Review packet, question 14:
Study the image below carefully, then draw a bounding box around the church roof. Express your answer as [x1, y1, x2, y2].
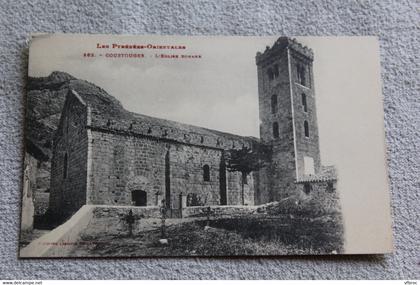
[70, 89, 261, 150]
[295, 166, 338, 183]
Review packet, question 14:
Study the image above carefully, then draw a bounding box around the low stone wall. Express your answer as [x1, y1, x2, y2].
[83, 205, 162, 236]
[182, 205, 259, 218]
[92, 204, 161, 218]
[295, 180, 340, 214]
[83, 205, 263, 236]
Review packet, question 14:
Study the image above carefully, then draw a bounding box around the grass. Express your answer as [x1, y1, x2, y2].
[161, 220, 313, 256]
[69, 211, 343, 257]
[69, 221, 295, 257]
[208, 214, 344, 254]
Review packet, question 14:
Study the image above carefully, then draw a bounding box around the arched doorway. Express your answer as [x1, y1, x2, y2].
[132, 190, 147, 206]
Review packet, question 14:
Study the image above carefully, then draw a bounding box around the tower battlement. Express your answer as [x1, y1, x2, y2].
[256, 37, 314, 66]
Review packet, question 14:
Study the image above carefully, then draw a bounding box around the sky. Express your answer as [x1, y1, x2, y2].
[29, 34, 393, 254]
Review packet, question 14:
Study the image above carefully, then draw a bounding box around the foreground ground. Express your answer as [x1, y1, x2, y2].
[68, 213, 343, 257]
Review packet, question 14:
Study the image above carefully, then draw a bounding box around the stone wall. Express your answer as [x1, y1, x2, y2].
[87, 128, 250, 210]
[226, 171, 255, 205]
[295, 180, 340, 213]
[252, 167, 269, 205]
[21, 153, 37, 232]
[169, 144, 222, 208]
[256, 47, 298, 201]
[182, 205, 259, 218]
[87, 131, 167, 207]
[289, 50, 322, 179]
[34, 192, 50, 216]
[49, 91, 89, 219]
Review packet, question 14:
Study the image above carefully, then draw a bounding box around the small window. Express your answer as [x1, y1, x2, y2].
[267, 68, 274, 81]
[308, 66, 312, 87]
[301, 66, 306, 85]
[297, 64, 306, 86]
[242, 173, 248, 185]
[63, 153, 68, 179]
[327, 182, 335, 193]
[203, 164, 210, 181]
[296, 65, 301, 83]
[304, 120, 309, 138]
[271, 94, 278, 114]
[273, 122, 279, 138]
[273, 64, 279, 78]
[132, 190, 147, 206]
[301, 93, 307, 112]
[303, 183, 311, 195]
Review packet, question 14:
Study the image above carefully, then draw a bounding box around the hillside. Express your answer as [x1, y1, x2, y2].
[25, 71, 123, 161]
[25, 71, 123, 206]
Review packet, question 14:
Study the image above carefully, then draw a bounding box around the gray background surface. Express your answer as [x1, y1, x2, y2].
[0, 0, 418, 280]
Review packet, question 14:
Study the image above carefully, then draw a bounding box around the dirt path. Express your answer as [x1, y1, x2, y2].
[19, 229, 51, 248]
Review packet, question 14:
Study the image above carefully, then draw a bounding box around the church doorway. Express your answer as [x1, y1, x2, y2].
[131, 190, 147, 206]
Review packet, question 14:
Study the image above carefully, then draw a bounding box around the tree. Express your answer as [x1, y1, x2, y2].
[225, 144, 271, 204]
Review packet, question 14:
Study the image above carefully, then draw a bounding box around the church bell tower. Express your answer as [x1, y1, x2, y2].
[255, 37, 322, 201]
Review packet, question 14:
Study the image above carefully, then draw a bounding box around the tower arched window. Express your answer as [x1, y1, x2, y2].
[301, 93, 307, 112]
[297, 64, 306, 86]
[303, 183, 312, 194]
[267, 68, 274, 81]
[304, 120, 309, 138]
[63, 153, 68, 179]
[273, 64, 279, 78]
[271, 94, 278, 114]
[273, 122, 279, 138]
[203, 164, 210, 181]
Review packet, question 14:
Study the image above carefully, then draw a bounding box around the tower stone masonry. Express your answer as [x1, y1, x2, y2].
[256, 37, 323, 202]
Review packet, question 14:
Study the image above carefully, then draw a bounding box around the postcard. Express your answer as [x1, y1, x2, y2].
[19, 34, 393, 257]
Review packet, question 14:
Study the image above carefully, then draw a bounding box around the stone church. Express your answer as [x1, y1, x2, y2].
[49, 37, 337, 219]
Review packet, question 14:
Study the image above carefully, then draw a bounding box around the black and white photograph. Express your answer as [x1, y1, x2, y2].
[19, 34, 393, 257]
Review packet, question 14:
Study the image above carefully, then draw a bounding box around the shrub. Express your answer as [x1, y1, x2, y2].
[208, 214, 343, 254]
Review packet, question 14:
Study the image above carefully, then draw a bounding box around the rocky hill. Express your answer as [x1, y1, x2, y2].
[25, 71, 123, 161]
[25, 71, 123, 205]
